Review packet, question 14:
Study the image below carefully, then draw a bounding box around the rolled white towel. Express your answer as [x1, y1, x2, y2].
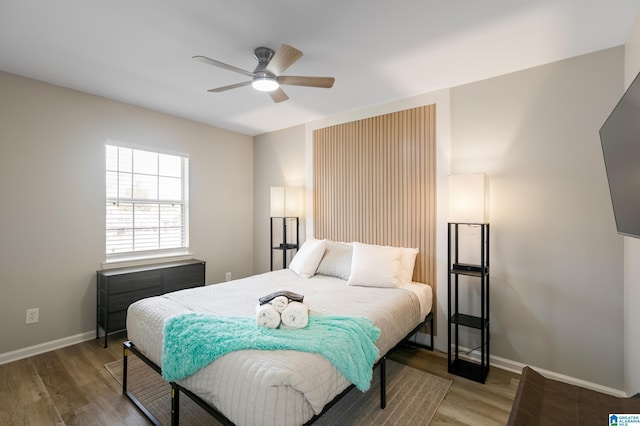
[255, 303, 281, 329]
[280, 301, 309, 329]
[270, 295, 289, 313]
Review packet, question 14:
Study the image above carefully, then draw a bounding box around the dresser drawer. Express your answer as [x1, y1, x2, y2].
[107, 270, 163, 294]
[107, 285, 163, 312]
[107, 310, 127, 332]
[164, 263, 205, 292]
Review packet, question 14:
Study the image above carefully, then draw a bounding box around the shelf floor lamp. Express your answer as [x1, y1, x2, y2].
[447, 173, 490, 382]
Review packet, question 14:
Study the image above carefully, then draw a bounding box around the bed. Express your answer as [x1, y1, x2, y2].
[123, 240, 434, 426]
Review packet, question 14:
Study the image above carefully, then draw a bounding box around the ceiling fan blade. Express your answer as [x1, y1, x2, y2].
[265, 44, 303, 76]
[278, 75, 335, 88]
[193, 55, 254, 77]
[269, 88, 289, 103]
[207, 81, 252, 92]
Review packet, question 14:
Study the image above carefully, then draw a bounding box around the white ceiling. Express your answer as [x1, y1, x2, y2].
[1, 1, 638, 136]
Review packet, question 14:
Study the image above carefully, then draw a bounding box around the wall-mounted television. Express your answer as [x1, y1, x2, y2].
[599, 71, 640, 239]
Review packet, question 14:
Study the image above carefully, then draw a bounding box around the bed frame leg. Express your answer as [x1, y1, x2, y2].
[122, 345, 128, 395]
[171, 383, 180, 426]
[430, 315, 434, 350]
[122, 341, 163, 426]
[380, 356, 387, 409]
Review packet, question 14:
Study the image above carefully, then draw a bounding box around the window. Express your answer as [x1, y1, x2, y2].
[105, 144, 189, 259]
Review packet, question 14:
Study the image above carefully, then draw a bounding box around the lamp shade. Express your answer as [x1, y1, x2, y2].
[270, 186, 303, 217]
[449, 173, 489, 224]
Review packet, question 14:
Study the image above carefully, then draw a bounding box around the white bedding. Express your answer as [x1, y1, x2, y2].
[126, 269, 432, 426]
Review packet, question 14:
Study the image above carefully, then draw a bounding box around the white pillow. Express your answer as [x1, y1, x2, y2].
[315, 240, 353, 280]
[399, 247, 419, 284]
[347, 242, 402, 288]
[289, 238, 326, 278]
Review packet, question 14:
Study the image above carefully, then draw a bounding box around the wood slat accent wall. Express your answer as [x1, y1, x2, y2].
[313, 104, 436, 292]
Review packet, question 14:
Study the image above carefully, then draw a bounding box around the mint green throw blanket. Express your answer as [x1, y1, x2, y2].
[162, 313, 381, 391]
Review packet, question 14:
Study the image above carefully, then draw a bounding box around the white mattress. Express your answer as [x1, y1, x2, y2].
[126, 269, 432, 426]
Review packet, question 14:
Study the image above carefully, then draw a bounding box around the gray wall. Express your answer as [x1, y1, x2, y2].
[253, 125, 307, 274]
[451, 47, 624, 388]
[0, 71, 254, 355]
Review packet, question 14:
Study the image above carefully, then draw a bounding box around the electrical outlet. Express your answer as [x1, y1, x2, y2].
[225, 272, 231, 281]
[26, 308, 39, 324]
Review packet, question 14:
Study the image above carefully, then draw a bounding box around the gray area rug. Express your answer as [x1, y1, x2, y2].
[106, 354, 451, 425]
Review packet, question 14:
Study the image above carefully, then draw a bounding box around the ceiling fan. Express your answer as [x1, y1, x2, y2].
[193, 44, 335, 103]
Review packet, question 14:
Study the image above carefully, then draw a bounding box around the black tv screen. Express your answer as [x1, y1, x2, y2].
[600, 71, 640, 238]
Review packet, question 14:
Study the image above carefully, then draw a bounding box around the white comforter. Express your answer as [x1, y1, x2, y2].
[126, 269, 432, 426]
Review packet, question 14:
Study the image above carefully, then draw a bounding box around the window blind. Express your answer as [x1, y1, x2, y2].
[105, 144, 189, 257]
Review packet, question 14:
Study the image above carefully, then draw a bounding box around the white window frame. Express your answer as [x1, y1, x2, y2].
[105, 142, 190, 264]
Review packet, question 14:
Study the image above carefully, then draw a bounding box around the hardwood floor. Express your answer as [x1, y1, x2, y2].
[0, 333, 520, 425]
[390, 347, 520, 425]
[0, 332, 145, 425]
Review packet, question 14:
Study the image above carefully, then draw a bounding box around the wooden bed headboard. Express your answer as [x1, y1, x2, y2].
[312, 104, 436, 292]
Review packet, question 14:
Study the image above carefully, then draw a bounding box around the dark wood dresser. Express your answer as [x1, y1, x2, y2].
[96, 259, 205, 347]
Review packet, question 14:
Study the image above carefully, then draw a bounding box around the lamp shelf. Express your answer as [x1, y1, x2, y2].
[449, 358, 489, 383]
[273, 243, 298, 250]
[450, 313, 489, 330]
[450, 263, 488, 277]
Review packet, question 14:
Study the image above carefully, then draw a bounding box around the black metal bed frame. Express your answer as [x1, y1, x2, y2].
[122, 312, 434, 426]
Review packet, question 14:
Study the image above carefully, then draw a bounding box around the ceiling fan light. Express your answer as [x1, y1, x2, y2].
[252, 76, 279, 92]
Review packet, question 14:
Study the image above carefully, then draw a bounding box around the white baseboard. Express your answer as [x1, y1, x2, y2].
[414, 333, 627, 397]
[456, 343, 628, 398]
[0, 331, 96, 366]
